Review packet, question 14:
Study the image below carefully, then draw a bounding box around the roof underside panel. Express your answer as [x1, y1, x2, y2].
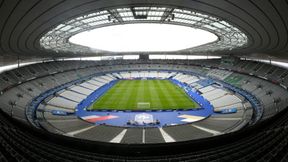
[0, 0, 287, 60]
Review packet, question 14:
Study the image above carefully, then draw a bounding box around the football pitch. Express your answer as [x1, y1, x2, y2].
[90, 79, 199, 110]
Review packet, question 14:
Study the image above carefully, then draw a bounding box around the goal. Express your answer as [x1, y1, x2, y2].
[137, 102, 150, 109]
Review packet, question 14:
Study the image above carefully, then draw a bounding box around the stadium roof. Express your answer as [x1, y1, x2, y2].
[42, 7, 244, 54]
[0, 0, 288, 62]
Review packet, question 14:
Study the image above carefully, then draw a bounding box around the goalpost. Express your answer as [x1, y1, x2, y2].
[137, 102, 150, 109]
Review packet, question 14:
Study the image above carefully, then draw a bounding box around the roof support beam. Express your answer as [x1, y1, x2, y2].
[131, 7, 149, 19]
[107, 9, 124, 23]
[160, 8, 174, 22]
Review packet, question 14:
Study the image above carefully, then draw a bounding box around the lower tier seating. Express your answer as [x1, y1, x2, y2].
[0, 94, 288, 162]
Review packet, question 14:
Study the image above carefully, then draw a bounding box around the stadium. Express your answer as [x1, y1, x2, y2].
[0, 0, 288, 161]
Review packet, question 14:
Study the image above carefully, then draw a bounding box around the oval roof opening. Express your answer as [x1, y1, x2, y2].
[69, 23, 218, 52]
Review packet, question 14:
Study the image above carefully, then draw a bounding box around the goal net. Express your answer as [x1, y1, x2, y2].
[137, 102, 150, 109]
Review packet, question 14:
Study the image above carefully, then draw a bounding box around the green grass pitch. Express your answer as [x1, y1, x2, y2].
[90, 79, 199, 110]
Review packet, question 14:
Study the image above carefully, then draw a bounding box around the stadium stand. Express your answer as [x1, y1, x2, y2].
[74, 125, 125, 142]
[144, 128, 165, 143]
[1, 106, 288, 161]
[2, 1, 288, 161]
[162, 124, 213, 141]
[0, 60, 287, 145]
[121, 128, 144, 144]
